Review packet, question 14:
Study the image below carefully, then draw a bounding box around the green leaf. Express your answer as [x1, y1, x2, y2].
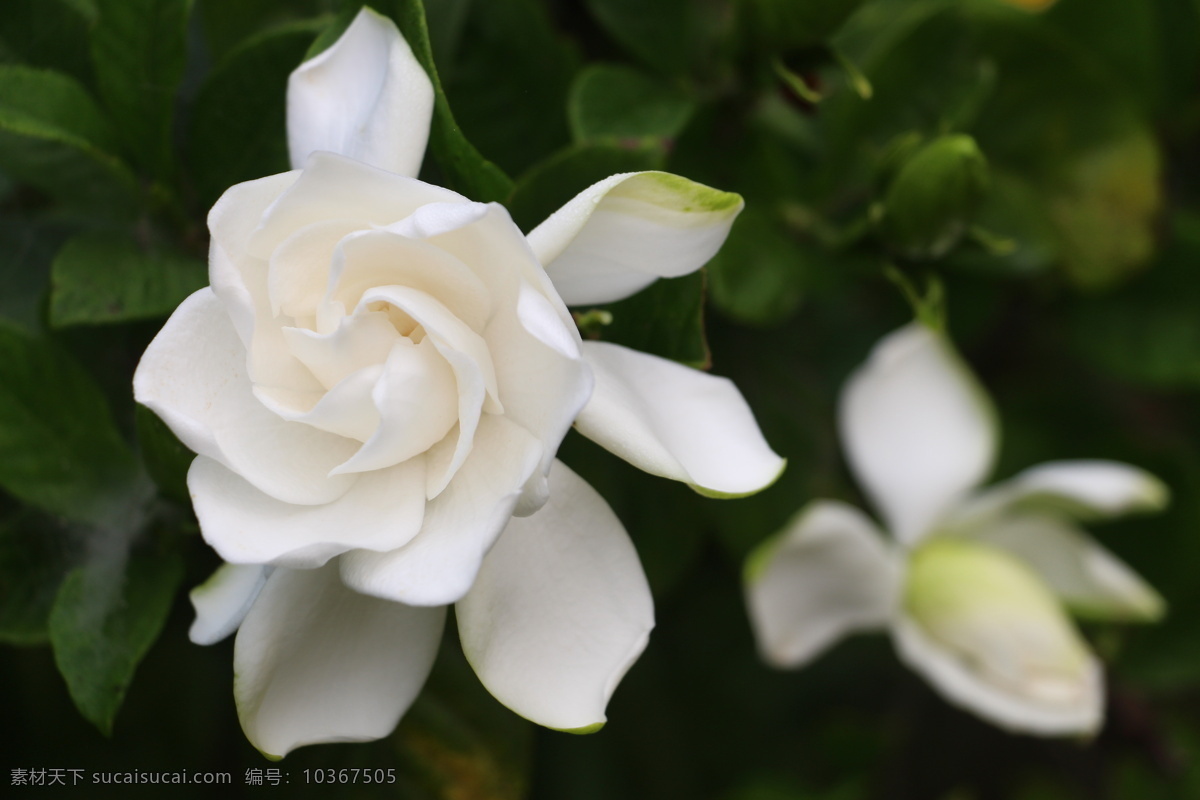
[0, 66, 138, 213]
[568, 64, 696, 143]
[135, 405, 194, 506]
[380, 0, 514, 202]
[0, 217, 72, 331]
[0, 323, 138, 525]
[49, 545, 183, 735]
[593, 271, 710, 369]
[443, 0, 580, 176]
[200, 0, 334, 61]
[0, 0, 95, 86]
[584, 0, 726, 77]
[707, 206, 807, 326]
[0, 510, 78, 646]
[89, 0, 190, 178]
[188, 19, 322, 208]
[49, 232, 207, 328]
[737, 0, 866, 52]
[505, 141, 665, 233]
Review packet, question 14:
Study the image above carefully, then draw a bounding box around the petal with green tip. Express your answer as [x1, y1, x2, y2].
[234, 563, 445, 758]
[966, 514, 1165, 622]
[456, 461, 652, 732]
[898, 539, 1103, 735]
[839, 322, 997, 545]
[574, 341, 785, 497]
[287, 8, 433, 177]
[956, 460, 1168, 526]
[527, 171, 743, 306]
[745, 500, 898, 668]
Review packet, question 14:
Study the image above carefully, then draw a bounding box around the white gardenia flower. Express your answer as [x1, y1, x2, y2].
[134, 8, 783, 758]
[744, 321, 1165, 735]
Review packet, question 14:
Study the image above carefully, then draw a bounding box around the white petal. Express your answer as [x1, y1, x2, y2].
[457, 460, 653, 732]
[839, 323, 997, 545]
[744, 500, 899, 668]
[968, 514, 1165, 622]
[246, 152, 465, 261]
[286, 8, 433, 177]
[574, 341, 785, 497]
[527, 171, 744, 306]
[133, 289, 360, 505]
[282, 310, 398, 389]
[960, 460, 1168, 524]
[330, 337, 461, 475]
[255, 365, 383, 442]
[339, 414, 543, 606]
[234, 563, 446, 758]
[188, 455, 426, 568]
[329, 226, 491, 332]
[188, 563, 270, 645]
[898, 539, 1103, 736]
[894, 618, 1103, 736]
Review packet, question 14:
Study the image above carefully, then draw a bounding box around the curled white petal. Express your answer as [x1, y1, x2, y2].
[188, 455, 426, 569]
[527, 171, 744, 306]
[188, 563, 270, 645]
[234, 564, 445, 758]
[286, 8, 433, 177]
[959, 460, 1169, 525]
[745, 501, 898, 668]
[574, 341, 784, 497]
[457, 461, 653, 732]
[968, 514, 1165, 622]
[898, 540, 1102, 736]
[339, 415, 543, 607]
[839, 322, 997, 545]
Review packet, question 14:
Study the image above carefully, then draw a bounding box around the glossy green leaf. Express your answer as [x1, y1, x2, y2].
[707, 206, 806, 326]
[188, 19, 321, 208]
[89, 0, 190, 178]
[0, 66, 137, 213]
[594, 271, 709, 369]
[0, 510, 77, 646]
[380, 0, 514, 202]
[505, 141, 664, 233]
[584, 0, 725, 77]
[135, 405, 194, 507]
[444, 0, 580, 175]
[200, 0, 334, 60]
[0, 217, 71, 331]
[738, 0, 866, 52]
[0, 323, 138, 525]
[568, 64, 696, 143]
[49, 232, 207, 327]
[0, 0, 95, 85]
[49, 545, 183, 735]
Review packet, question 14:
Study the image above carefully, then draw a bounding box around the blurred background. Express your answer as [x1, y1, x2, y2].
[1, 0, 1198, 797]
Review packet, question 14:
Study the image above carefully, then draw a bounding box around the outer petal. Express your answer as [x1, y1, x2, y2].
[286, 8, 433, 177]
[234, 563, 446, 758]
[338, 415, 543, 606]
[898, 539, 1103, 736]
[574, 341, 785, 497]
[894, 618, 1103, 736]
[967, 514, 1165, 622]
[839, 322, 997, 545]
[133, 289, 360, 506]
[957, 460, 1168, 525]
[744, 501, 899, 668]
[456, 461, 653, 732]
[527, 171, 743, 306]
[188, 455, 426, 568]
[188, 563, 270, 645]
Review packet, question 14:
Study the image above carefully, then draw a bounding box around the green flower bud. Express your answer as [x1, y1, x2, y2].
[904, 539, 1093, 709]
[881, 134, 990, 261]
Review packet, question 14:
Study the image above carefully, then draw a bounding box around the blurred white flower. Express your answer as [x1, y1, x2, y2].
[136, 8, 783, 757]
[745, 321, 1165, 735]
